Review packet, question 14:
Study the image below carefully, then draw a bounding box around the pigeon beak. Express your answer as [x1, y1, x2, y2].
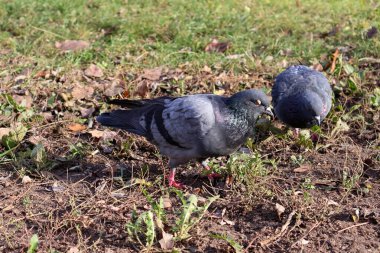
[314, 116, 321, 126]
[264, 107, 274, 118]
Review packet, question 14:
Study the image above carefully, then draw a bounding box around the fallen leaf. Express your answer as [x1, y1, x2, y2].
[71, 86, 94, 100]
[67, 123, 86, 132]
[67, 246, 80, 253]
[84, 64, 103, 78]
[0, 128, 11, 139]
[134, 81, 150, 98]
[366, 26, 378, 39]
[80, 107, 95, 118]
[41, 112, 54, 122]
[311, 63, 323, 72]
[104, 80, 125, 96]
[109, 205, 121, 212]
[202, 65, 212, 73]
[55, 40, 90, 52]
[225, 54, 244, 59]
[294, 165, 311, 173]
[141, 67, 162, 81]
[1, 123, 28, 149]
[279, 48, 293, 56]
[159, 232, 174, 250]
[330, 49, 340, 73]
[265, 55, 274, 62]
[213, 89, 225, 95]
[88, 130, 104, 139]
[13, 94, 33, 108]
[275, 203, 285, 218]
[22, 175, 33, 184]
[28, 135, 46, 146]
[205, 38, 230, 53]
[34, 70, 50, 79]
[163, 197, 172, 209]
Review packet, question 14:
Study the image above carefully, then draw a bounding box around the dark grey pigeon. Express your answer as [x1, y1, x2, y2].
[272, 65, 333, 129]
[96, 89, 273, 188]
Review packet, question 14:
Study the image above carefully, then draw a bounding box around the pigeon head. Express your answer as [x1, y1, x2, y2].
[276, 90, 325, 128]
[228, 89, 274, 119]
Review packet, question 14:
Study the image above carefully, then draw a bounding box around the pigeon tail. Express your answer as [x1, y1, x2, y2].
[96, 109, 149, 137]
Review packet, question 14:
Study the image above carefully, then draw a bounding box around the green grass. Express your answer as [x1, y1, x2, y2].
[1, 0, 379, 73]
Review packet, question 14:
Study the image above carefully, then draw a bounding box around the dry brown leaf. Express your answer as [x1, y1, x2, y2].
[80, 107, 95, 118]
[67, 246, 81, 253]
[163, 197, 172, 209]
[104, 80, 125, 97]
[55, 40, 90, 52]
[0, 128, 11, 139]
[71, 86, 94, 100]
[159, 231, 174, 250]
[141, 67, 162, 81]
[67, 123, 86, 132]
[275, 203, 285, 218]
[202, 65, 212, 73]
[28, 135, 46, 145]
[134, 81, 150, 98]
[311, 63, 324, 72]
[88, 130, 104, 139]
[293, 165, 311, 173]
[13, 95, 33, 108]
[102, 130, 118, 140]
[84, 64, 103, 78]
[22, 175, 33, 184]
[34, 70, 50, 79]
[205, 38, 230, 53]
[330, 49, 340, 73]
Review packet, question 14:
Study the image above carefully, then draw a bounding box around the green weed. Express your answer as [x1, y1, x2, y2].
[126, 189, 218, 249]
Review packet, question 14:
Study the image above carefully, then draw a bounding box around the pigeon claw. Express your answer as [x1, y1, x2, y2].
[169, 180, 184, 189]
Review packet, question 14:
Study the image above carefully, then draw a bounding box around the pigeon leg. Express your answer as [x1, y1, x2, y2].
[201, 160, 222, 180]
[168, 168, 184, 189]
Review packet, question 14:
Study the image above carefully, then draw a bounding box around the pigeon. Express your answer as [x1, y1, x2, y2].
[96, 89, 273, 188]
[272, 65, 333, 129]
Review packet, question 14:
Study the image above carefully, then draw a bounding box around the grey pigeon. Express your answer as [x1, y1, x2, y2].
[272, 65, 333, 129]
[96, 89, 273, 188]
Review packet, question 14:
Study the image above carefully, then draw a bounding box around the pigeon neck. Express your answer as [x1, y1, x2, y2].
[223, 103, 256, 146]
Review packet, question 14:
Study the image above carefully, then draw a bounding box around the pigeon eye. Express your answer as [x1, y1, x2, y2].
[254, 100, 261, 105]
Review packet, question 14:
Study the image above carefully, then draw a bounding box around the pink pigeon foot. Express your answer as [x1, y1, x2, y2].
[201, 161, 222, 180]
[168, 168, 184, 189]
